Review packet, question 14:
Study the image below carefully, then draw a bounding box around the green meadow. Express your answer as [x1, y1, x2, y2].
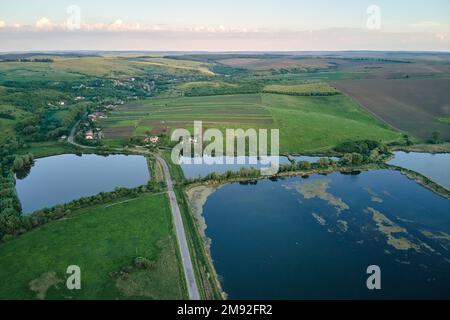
[101, 93, 401, 153]
[0, 193, 186, 300]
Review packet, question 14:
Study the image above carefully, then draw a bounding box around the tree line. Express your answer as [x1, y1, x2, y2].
[185, 140, 389, 185]
[0, 179, 163, 242]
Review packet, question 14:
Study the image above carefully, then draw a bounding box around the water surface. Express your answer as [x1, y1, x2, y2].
[16, 154, 150, 213]
[180, 155, 338, 179]
[203, 170, 450, 299]
[388, 152, 450, 189]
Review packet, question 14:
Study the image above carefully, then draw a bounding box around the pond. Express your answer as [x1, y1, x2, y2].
[202, 170, 450, 299]
[179, 155, 338, 179]
[16, 154, 150, 213]
[388, 152, 450, 190]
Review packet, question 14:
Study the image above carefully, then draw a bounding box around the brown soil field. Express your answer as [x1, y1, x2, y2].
[103, 126, 134, 139]
[150, 127, 169, 136]
[218, 57, 332, 71]
[333, 79, 450, 140]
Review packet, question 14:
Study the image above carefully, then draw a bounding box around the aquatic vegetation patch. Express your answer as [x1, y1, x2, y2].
[420, 230, 450, 241]
[289, 179, 349, 213]
[364, 187, 384, 203]
[337, 220, 348, 232]
[367, 207, 421, 252]
[311, 212, 326, 226]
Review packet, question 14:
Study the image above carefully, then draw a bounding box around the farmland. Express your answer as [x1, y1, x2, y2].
[100, 92, 401, 153]
[1, 51, 450, 301]
[52, 56, 214, 78]
[333, 79, 450, 141]
[0, 56, 214, 81]
[217, 57, 334, 72]
[0, 193, 187, 300]
[263, 83, 339, 96]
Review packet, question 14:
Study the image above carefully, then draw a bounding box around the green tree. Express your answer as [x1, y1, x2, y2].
[13, 157, 24, 171]
[351, 153, 364, 165]
[431, 131, 441, 144]
[341, 153, 353, 165]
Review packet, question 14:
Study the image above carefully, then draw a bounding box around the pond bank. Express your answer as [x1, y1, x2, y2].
[198, 170, 450, 299]
[385, 164, 450, 200]
[186, 185, 223, 245]
[390, 143, 450, 154]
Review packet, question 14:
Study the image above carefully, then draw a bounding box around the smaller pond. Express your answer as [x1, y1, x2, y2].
[388, 152, 450, 190]
[179, 155, 339, 179]
[16, 154, 150, 213]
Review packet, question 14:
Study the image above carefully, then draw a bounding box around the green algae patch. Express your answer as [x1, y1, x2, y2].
[288, 179, 349, 213]
[367, 207, 421, 252]
[312, 212, 326, 226]
[420, 230, 450, 241]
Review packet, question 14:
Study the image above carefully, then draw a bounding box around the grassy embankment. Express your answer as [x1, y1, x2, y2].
[161, 151, 225, 300]
[0, 193, 187, 300]
[18, 141, 79, 158]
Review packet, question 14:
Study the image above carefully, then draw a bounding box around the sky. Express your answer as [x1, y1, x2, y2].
[0, 0, 449, 51]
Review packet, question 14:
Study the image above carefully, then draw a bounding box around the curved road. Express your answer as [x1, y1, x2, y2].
[68, 121, 200, 300]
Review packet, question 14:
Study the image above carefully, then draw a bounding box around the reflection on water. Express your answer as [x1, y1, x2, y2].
[16, 154, 150, 213]
[179, 155, 338, 178]
[202, 170, 450, 299]
[388, 152, 450, 189]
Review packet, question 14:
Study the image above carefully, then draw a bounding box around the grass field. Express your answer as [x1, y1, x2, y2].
[0, 56, 213, 82]
[263, 82, 339, 96]
[333, 79, 450, 140]
[18, 141, 77, 158]
[0, 193, 186, 300]
[0, 61, 87, 83]
[217, 57, 334, 71]
[53, 56, 213, 78]
[262, 94, 401, 152]
[101, 94, 274, 140]
[101, 93, 401, 153]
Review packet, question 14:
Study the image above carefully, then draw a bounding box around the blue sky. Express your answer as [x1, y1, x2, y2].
[0, 0, 449, 51]
[2, 0, 449, 29]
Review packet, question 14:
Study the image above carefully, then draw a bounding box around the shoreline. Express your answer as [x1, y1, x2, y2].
[184, 163, 450, 298]
[184, 184, 228, 299]
[390, 143, 450, 154]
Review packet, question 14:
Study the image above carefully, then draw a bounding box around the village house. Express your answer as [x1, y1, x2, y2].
[85, 130, 94, 140]
[144, 136, 160, 144]
[88, 112, 107, 121]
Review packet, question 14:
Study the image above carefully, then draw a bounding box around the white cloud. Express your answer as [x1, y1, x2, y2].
[411, 21, 442, 28]
[108, 19, 123, 30]
[0, 21, 5, 28]
[435, 33, 448, 41]
[1, 18, 258, 34]
[35, 17, 56, 29]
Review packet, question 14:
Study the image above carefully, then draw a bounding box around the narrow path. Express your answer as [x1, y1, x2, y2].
[68, 121, 201, 299]
[67, 115, 95, 149]
[156, 154, 201, 300]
